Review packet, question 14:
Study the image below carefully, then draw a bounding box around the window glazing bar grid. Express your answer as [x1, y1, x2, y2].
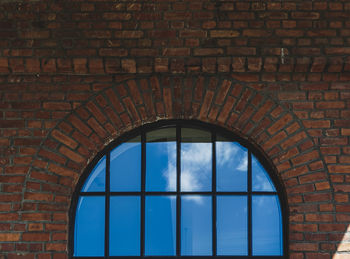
[76, 125, 281, 257]
[79, 192, 278, 196]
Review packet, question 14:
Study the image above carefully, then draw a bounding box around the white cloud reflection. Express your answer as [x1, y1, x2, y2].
[216, 142, 247, 171]
[159, 141, 248, 204]
[252, 156, 275, 192]
[253, 173, 273, 191]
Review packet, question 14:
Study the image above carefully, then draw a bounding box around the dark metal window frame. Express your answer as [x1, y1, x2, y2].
[69, 120, 289, 259]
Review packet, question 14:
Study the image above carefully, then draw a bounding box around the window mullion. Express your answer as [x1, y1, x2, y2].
[176, 126, 181, 256]
[248, 150, 252, 256]
[105, 153, 111, 258]
[73, 122, 285, 258]
[141, 132, 146, 256]
[212, 131, 216, 256]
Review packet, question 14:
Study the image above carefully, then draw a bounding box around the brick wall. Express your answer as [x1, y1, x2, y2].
[0, 0, 349, 258]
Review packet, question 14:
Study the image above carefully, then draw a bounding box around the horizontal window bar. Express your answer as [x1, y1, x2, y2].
[79, 192, 278, 196]
[73, 256, 285, 259]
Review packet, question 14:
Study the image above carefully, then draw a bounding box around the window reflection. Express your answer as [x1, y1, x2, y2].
[110, 196, 140, 256]
[81, 156, 106, 192]
[181, 128, 212, 192]
[145, 196, 176, 255]
[217, 196, 248, 255]
[181, 142, 212, 192]
[74, 124, 284, 258]
[74, 196, 105, 256]
[110, 137, 141, 191]
[181, 196, 212, 255]
[252, 155, 276, 192]
[252, 195, 282, 255]
[216, 141, 247, 191]
[146, 128, 176, 192]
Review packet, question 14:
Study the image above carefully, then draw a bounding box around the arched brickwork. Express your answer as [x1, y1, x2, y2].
[18, 75, 333, 259]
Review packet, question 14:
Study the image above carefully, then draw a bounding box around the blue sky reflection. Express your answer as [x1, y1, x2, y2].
[252, 195, 282, 255]
[145, 196, 176, 255]
[74, 196, 105, 256]
[252, 155, 276, 192]
[110, 142, 141, 191]
[146, 142, 176, 192]
[217, 196, 248, 255]
[216, 142, 247, 191]
[81, 156, 106, 192]
[181, 196, 212, 255]
[110, 196, 140, 256]
[181, 143, 212, 192]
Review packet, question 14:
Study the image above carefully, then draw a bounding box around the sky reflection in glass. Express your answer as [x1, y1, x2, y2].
[252, 155, 276, 192]
[146, 142, 176, 191]
[75, 125, 284, 258]
[217, 196, 248, 255]
[216, 142, 247, 191]
[110, 140, 141, 191]
[145, 196, 176, 255]
[74, 196, 105, 256]
[252, 195, 282, 255]
[181, 196, 212, 255]
[110, 196, 140, 256]
[81, 156, 105, 192]
[181, 143, 212, 191]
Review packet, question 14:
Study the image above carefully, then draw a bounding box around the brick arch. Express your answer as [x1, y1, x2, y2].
[23, 75, 331, 257]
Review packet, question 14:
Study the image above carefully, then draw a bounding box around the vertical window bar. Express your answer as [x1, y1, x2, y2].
[212, 131, 217, 256]
[141, 132, 146, 256]
[105, 153, 111, 257]
[248, 150, 252, 256]
[176, 126, 181, 256]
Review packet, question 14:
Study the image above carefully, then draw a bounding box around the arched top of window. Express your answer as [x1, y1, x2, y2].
[70, 120, 288, 258]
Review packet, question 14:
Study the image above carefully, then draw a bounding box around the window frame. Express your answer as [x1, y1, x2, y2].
[69, 120, 289, 259]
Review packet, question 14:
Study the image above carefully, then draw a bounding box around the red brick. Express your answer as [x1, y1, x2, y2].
[194, 48, 224, 56]
[199, 90, 214, 119]
[21, 31, 50, 39]
[210, 30, 240, 38]
[164, 12, 192, 20]
[263, 131, 287, 150]
[162, 48, 190, 56]
[303, 120, 330, 128]
[87, 117, 108, 139]
[22, 233, 50, 242]
[291, 150, 319, 166]
[51, 130, 78, 149]
[59, 146, 84, 163]
[316, 101, 345, 109]
[0, 58, 9, 73]
[99, 48, 128, 57]
[268, 114, 293, 135]
[0, 233, 21, 242]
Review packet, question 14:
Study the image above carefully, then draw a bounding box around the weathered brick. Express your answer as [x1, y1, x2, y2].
[210, 30, 240, 38]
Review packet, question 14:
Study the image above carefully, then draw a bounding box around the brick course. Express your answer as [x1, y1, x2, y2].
[0, 1, 349, 259]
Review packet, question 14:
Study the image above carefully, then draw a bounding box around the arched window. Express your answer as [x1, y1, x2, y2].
[70, 121, 288, 258]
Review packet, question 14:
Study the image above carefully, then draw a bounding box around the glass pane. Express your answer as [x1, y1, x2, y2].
[145, 196, 176, 255]
[181, 127, 211, 143]
[110, 196, 140, 256]
[110, 137, 141, 191]
[252, 195, 283, 255]
[181, 196, 212, 255]
[216, 141, 247, 191]
[181, 128, 212, 191]
[252, 155, 276, 192]
[74, 196, 105, 256]
[217, 196, 248, 255]
[181, 142, 212, 192]
[81, 156, 106, 192]
[146, 128, 176, 191]
[147, 127, 176, 142]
